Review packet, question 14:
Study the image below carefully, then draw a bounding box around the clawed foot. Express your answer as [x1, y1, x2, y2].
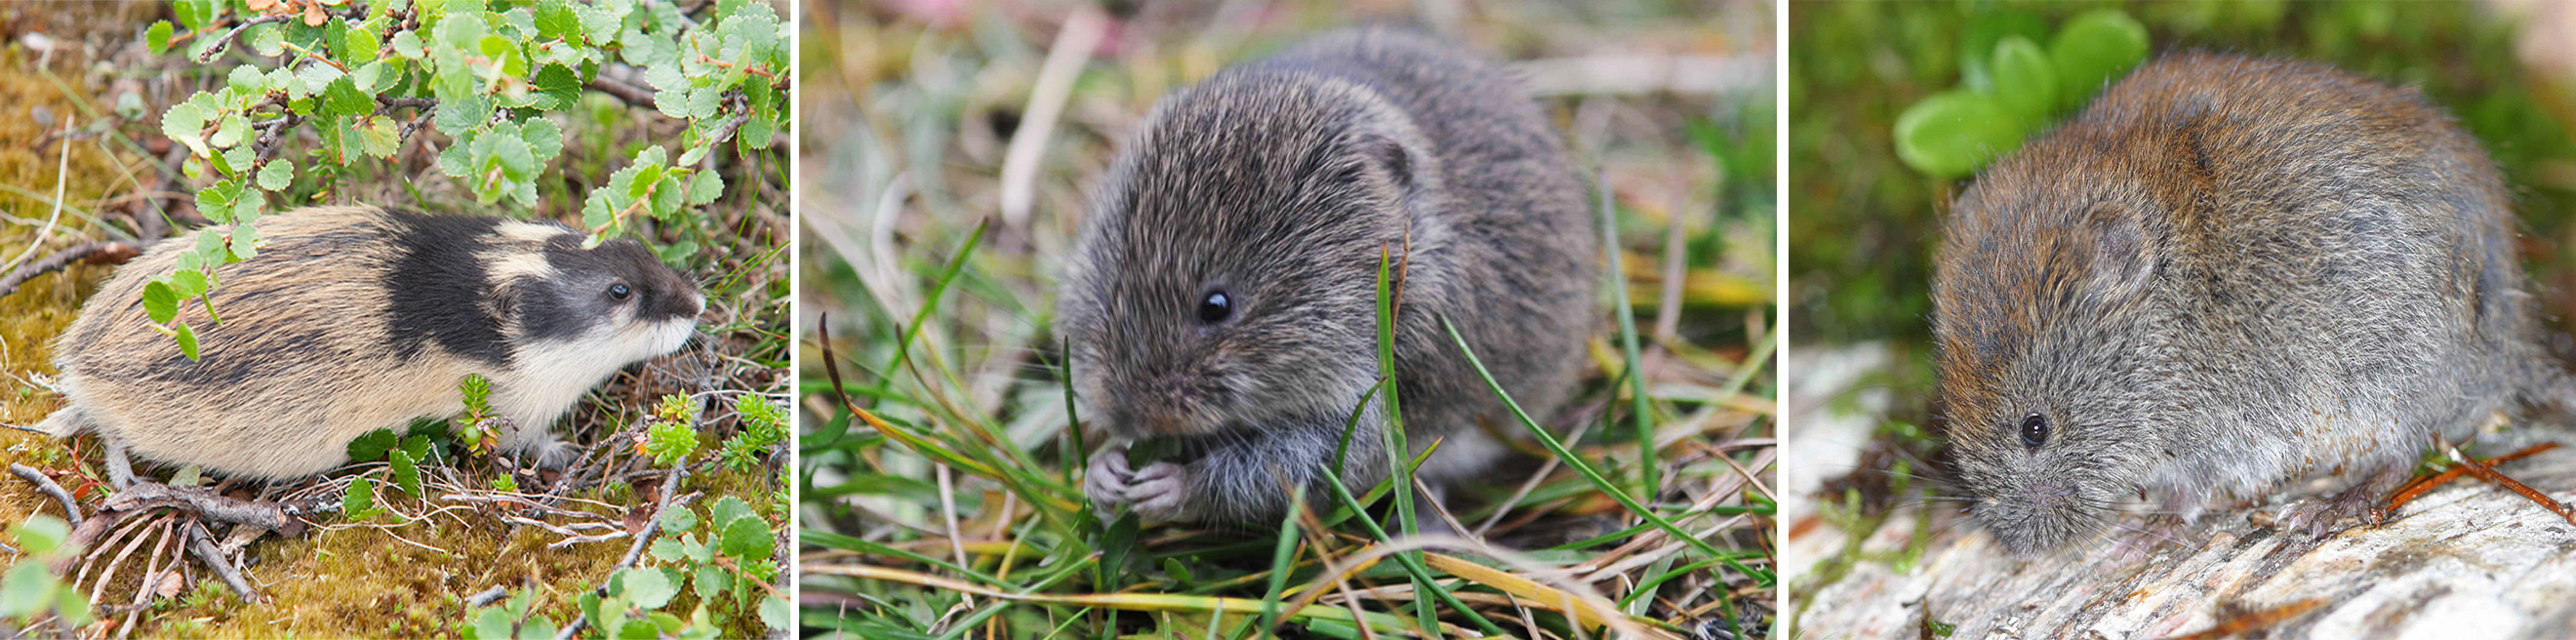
[2272, 472, 2403, 540]
[1084, 442, 1192, 523]
[2106, 513, 2190, 564]
[530, 440, 581, 472]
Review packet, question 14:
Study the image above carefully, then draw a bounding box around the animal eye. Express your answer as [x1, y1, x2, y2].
[2019, 413, 2049, 448]
[609, 283, 633, 300]
[1196, 290, 1231, 324]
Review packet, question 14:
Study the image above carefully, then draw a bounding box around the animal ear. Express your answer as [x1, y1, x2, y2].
[1354, 132, 1417, 191]
[2083, 203, 2157, 296]
[486, 279, 528, 327]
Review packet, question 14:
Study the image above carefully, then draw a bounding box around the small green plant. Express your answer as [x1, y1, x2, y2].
[716, 394, 785, 473]
[0, 517, 94, 632]
[1892, 8, 2149, 178]
[461, 588, 557, 640]
[344, 421, 442, 519]
[642, 394, 699, 466]
[455, 373, 503, 455]
[512, 496, 785, 639]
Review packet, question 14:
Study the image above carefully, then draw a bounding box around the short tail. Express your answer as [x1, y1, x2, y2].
[16, 405, 88, 437]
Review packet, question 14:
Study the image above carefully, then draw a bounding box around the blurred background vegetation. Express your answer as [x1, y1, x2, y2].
[801, 0, 1776, 637]
[1790, 0, 2576, 424]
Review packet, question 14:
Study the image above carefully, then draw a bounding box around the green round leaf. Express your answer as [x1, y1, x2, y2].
[257, 159, 295, 192]
[708, 497, 756, 528]
[691, 565, 730, 601]
[1893, 90, 2022, 179]
[2049, 9, 2151, 111]
[173, 0, 215, 31]
[0, 563, 56, 619]
[347, 428, 400, 462]
[174, 320, 201, 361]
[660, 504, 699, 533]
[210, 113, 249, 149]
[1990, 36, 2057, 123]
[1957, 9, 2048, 94]
[472, 607, 514, 640]
[142, 280, 182, 325]
[620, 569, 676, 610]
[757, 595, 787, 631]
[324, 76, 376, 118]
[12, 516, 69, 558]
[51, 585, 90, 627]
[390, 29, 426, 59]
[146, 20, 176, 56]
[718, 513, 774, 561]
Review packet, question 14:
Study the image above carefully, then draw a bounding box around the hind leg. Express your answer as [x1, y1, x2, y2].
[495, 419, 580, 473]
[2278, 465, 2412, 540]
[2108, 490, 2206, 563]
[103, 438, 136, 489]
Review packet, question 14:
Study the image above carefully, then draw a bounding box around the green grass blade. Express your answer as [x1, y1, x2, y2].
[1598, 172, 1660, 504]
[1371, 247, 1435, 634]
[1257, 490, 1303, 637]
[1314, 461, 1509, 637]
[1440, 316, 1758, 581]
[884, 218, 991, 394]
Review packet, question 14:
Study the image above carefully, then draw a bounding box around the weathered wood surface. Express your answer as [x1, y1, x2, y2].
[1786, 346, 2576, 640]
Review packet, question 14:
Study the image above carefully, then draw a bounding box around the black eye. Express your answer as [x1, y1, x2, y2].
[609, 283, 633, 300]
[1196, 290, 1231, 324]
[2019, 413, 2049, 448]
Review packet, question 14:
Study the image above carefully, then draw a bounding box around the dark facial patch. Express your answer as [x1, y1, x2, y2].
[383, 210, 513, 367]
[521, 235, 701, 341]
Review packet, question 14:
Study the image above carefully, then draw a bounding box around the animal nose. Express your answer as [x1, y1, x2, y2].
[656, 291, 706, 320]
[2023, 485, 2073, 509]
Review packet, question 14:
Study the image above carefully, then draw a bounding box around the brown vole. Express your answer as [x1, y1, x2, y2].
[34, 205, 704, 481]
[1058, 27, 1596, 526]
[1933, 52, 2566, 554]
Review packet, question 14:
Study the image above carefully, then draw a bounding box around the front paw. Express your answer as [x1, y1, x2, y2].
[1084, 443, 1135, 519]
[1125, 460, 1190, 523]
[1083, 443, 1193, 524]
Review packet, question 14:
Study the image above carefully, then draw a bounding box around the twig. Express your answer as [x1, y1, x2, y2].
[441, 492, 621, 521]
[1654, 175, 1693, 341]
[559, 466, 693, 640]
[194, 15, 300, 62]
[10, 464, 81, 528]
[691, 55, 777, 80]
[1513, 54, 1770, 97]
[1, 112, 73, 279]
[377, 97, 437, 113]
[2447, 445, 2576, 525]
[2376, 442, 2562, 522]
[464, 585, 509, 609]
[183, 520, 259, 602]
[101, 482, 298, 531]
[584, 76, 657, 108]
[0, 239, 145, 298]
[703, 108, 751, 150]
[254, 112, 307, 163]
[3, 143, 186, 297]
[2161, 599, 2327, 640]
[997, 7, 1107, 227]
